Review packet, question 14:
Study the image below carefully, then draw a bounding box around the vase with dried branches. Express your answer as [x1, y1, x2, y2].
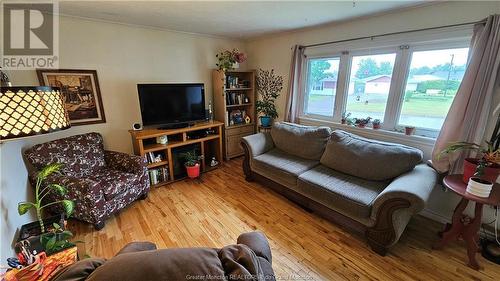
[256, 69, 283, 127]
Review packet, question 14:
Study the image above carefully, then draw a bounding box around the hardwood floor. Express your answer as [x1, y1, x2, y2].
[71, 158, 499, 280]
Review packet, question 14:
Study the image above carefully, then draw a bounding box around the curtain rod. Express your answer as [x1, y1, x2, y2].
[302, 19, 486, 49]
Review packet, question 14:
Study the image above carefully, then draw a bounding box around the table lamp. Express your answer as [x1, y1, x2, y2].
[0, 86, 71, 141]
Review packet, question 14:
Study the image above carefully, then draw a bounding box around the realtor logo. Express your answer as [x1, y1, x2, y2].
[2, 2, 59, 69]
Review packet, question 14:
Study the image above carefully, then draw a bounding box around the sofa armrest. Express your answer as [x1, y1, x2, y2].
[115, 242, 157, 256]
[371, 164, 437, 219]
[104, 150, 147, 175]
[237, 231, 272, 264]
[241, 133, 274, 157]
[366, 164, 437, 254]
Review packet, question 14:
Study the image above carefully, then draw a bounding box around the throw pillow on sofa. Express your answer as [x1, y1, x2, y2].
[270, 122, 331, 160]
[320, 130, 423, 181]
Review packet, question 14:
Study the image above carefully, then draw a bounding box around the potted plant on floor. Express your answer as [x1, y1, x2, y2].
[16, 163, 75, 262]
[372, 119, 381, 129]
[256, 69, 283, 127]
[354, 117, 371, 128]
[18, 163, 74, 236]
[184, 151, 202, 179]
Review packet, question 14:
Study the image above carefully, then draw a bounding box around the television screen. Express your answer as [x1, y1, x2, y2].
[137, 83, 206, 127]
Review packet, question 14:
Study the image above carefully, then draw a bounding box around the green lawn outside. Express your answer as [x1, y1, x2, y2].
[308, 94, 453, 117]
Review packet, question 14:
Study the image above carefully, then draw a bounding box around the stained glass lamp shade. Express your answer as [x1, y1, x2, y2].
[0, 86, 71, 140]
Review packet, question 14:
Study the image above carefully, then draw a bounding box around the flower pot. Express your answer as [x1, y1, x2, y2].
[341, 119, 346, 125]
[405, 126, 415, 135]
[466, 177, 494, 198]
[260, 116, 272, 127]
[17, 214, 65, 242]
[357, 124, 366, 128]
[463, 158, 500, 184]
[373, 124, 381, 130]
[186, 163, 200, 179]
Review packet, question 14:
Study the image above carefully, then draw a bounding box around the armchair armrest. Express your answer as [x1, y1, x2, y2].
[104, 150, 147, 175]
[241, 133, 274, 158]
[371, 164, 437, 219]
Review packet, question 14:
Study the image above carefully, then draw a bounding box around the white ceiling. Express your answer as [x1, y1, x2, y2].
[57, 1, 426, 39]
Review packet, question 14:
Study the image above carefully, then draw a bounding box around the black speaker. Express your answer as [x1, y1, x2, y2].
[132, 123, 142, 130]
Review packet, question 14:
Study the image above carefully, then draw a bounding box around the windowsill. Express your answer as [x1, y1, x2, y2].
[299, 116, 436, 148]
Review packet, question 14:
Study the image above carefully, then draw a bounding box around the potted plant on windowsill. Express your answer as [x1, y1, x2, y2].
[256, 69, 283, 127]
[354, 117, 371, 128]
[341, 112, 351, 125]
[372, 119, 381, 129]
[405, 126, 415, 135]
[184, 151, 203, 179]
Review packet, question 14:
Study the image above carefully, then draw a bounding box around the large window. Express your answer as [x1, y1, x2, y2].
[345, 53, 396, 120]
[300, 38, 470, 138]
[304, 57, 340, 116]
[398, 48, 469, 131]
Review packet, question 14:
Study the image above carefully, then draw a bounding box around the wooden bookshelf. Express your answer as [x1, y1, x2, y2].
[212, 69, 256, 159]
[129, 121, 224, 187]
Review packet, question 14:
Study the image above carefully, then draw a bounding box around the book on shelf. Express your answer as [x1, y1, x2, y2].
[225, 92, 247, 106]
[225, 75, 250, 89]
[148, 167, 169, 185]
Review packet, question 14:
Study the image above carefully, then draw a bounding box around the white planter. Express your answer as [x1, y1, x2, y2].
[466, 177, 494, 198]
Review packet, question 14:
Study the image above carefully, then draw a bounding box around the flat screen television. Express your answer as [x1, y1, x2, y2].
[137, 83, 206, 128]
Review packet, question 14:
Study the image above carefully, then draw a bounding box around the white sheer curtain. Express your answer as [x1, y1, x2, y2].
[432, 15, 500, 173]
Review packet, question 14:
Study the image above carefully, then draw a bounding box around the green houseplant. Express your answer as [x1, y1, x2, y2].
[216, 49, 247, 72]
[18, 163, 74, 234]
[372, 119, 381, 129]
[256, 69, 283, 127]
[354, 117, 372, 128]
[184, 151, 203, 179]
[439, 115, 500, 184]
[341, 112, 352, 125]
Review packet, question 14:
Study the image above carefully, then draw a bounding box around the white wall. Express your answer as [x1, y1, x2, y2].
[0, 15, 245, 263]
[246, 1, 500, 225]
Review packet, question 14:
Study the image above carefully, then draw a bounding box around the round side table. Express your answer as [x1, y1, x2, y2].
[433, 174, 500, 270]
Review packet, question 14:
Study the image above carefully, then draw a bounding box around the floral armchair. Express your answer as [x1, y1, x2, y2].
[24, 132, 149, 230]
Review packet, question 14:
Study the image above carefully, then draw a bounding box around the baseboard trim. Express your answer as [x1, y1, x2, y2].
[420, 208, 450, 224]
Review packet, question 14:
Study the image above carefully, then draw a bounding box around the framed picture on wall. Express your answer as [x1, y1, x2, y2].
[37, 69, 106, 126]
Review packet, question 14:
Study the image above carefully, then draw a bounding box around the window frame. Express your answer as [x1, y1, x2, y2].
[394, 41, 471, 138]
[299, 54, 341, 117]
[299, 36, 471, 139]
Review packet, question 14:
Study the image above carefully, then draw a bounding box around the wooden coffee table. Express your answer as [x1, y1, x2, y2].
[433, 174, 500, 270]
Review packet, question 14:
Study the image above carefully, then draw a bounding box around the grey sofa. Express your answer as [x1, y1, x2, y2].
[241, 122, 437, 255]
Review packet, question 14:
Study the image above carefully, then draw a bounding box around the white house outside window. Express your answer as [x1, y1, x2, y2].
[300, 33, 471, 138]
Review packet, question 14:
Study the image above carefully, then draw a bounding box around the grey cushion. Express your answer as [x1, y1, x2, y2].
[320, 130, 423, 181]
[253, 149, 319, 187]
[270, 122, 331, 160]
[297, 165, 388, 218]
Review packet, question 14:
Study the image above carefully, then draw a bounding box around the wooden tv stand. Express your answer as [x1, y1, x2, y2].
[129, 121, 224, 187]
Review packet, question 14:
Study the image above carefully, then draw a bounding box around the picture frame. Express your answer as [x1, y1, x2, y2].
[36, 69, 106, 126]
